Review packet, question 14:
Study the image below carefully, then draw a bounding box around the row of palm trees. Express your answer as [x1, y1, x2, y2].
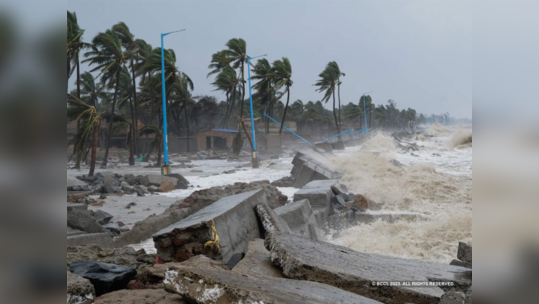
[68, 11, 426, 175]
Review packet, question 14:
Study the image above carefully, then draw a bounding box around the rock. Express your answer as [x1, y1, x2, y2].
[391, 159, 403, 167]
[331, 140, 345, 150]
[157, 180, 175, 193]
[278, 193, 288, 204]
[101, 182, 116, 194]
[67, 244, 143, 271]
[148, 186, 158, 192]
[141, 175, 179, 188]
[93, 289, 185, 304]
[439, 289, 467, 304]
[103, 223, 122, 236]
[353, 194, 381, 211]
[68, 210, 106, 233]
[163, 257, 382, 304]
[67, 231, 113, 248]
[70, 261, 137, 296]
[67, 203, 88, 212]
[223, 170, 236, 174]
[104, 176, 120, 187]
[330, 185, 343, 196]
[270, 176, 294, 187]
[125, 202, 137, 209]
[133, 185, 145, 197]
[265, 232, 472, 304]
[93, 210, 113, 225]
[152, 189, 269, 262]
[457, 242, 472, 267]
[231, 239, 283, 278]
[116, 221, 126, 227]
[136, 254, 157, 265]
[67, 270, 96, 304]
[166, 173, 189, 190]
[331, 194, 347, 209]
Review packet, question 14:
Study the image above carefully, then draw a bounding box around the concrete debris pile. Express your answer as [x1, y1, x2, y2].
[289, 150, 342, 188]
[70, 172, 190, 195]
[114, 180, 286, 248]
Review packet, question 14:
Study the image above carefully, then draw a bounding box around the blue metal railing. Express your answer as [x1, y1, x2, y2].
[263, 106, 312, 146]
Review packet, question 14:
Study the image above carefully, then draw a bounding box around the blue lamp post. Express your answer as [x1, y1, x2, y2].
[362, 91, 373, 134]
[247, 54, 267, 168]
[160, 29, 185, 175]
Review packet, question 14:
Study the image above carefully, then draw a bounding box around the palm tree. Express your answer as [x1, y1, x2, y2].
[207, 50, 232, 78]
[112, 22, 143, 156]
[223, 38, 248, 119]
[83, 28, 130, 167]
[251, 58, 274, 134]
[67, 11, 91, 168]
[314, 61, 341, 137]
[78, 72, 107, 108]
[211, 65, 238, 128]
[272, 57, 293, 134]
[374, 105, 387, 130]
[67, 94, 101, 176]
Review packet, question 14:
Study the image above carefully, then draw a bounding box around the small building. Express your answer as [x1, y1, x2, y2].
[197, 129, 245, 151]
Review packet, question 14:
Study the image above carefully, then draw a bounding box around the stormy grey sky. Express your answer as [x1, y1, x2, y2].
[68, 0, 472, 119]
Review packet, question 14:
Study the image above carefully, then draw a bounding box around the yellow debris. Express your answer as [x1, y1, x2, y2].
[204, 219, 220, 254]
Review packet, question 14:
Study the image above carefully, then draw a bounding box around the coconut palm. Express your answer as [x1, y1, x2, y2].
[67, 94, 101, 176]
[112, 22, 143, 156]
[211, 65, 238, 128]
[207, 50, 232, 78]
[223, 38, 248, 118]
[358, 95, 372, 129]
[314, 62, 341, 137]
[78, 72, 107, 108]
[272, 57, 293, 134]
[83, 28, 132, 167]
[251, 58, 274, 134]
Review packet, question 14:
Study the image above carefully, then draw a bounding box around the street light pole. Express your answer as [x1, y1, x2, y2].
[362, 91, 373, 134]
[247, 54, 267, 168]
[160, 29, 185, 175]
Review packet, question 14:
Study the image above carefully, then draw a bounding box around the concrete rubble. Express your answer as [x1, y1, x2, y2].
[152, 189, 271, 262]
[265, 231, 472, 304]
[290, 151, 342, 188]
[450, 242, 472, 269]
[275, 199, 321, 241]
[67, 270, 96, 304]
[231, 239, 284, 278]
[93, 289, 185, 304]
[163, 255, 383, 304]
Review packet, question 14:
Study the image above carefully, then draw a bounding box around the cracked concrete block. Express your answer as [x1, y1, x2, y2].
[265, 232, 472, 304]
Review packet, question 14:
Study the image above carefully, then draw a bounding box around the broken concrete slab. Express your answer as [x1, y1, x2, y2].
[152, 189, 268, 263]
[93, 289, 185, 304]
[457, 242, 472, 267]
[274, 199, 318, 240]
[254, 203, 291, 235]
[449, 259, 471, 269]
[265, 232, 472, 304]
[163, 258, 383, 304]
[293, 187, 333, 212]
[67, 203, 88, 212]
[290, 151, 342, 188]
[67, 232, 113, 248]
[302, 179, 339, 190]
[67, 270, 96, 304]
[232, 239, 284, 278]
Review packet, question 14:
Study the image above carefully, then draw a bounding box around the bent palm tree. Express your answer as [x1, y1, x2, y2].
[251, 58, 274, 134]
[83, 28, 131, 167]
[314, 62, 340, 137]
[223, 38, 248, 119]
[272, 57, 293, 134]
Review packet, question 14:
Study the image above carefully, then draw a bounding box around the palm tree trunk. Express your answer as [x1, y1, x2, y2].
[156, 114, 162, 167]
[332, 90, 340, 139]
[101, 71, 121, 167]
[279, 87, 290, 134]
[239, 61, 245, 120]
[338, 82, 341, 130]
[369, 106, 373, 129]
[223, 91, 230, 128]
[228, 86, 237, 129]
[74, 58, 82, 169]
[89, 119, 99, 176]
[183, 101, 190, 152]
[131, 59, 139, 157]
[128, 96, 135, 166]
